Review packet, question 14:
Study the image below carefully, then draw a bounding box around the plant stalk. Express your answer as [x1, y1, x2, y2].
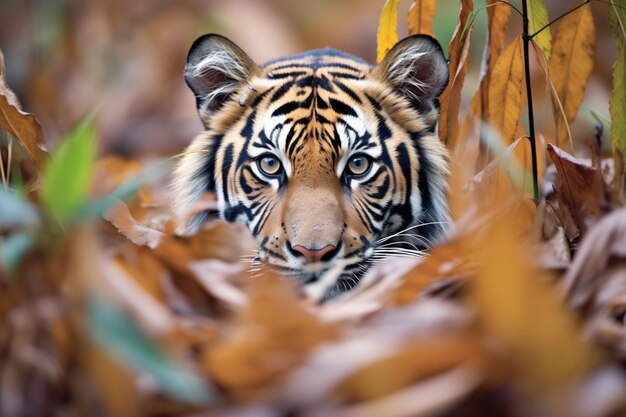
[521, 0, 540, 204]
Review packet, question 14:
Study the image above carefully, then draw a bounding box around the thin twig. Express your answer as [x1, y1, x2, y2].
[522, 0, 540, 204]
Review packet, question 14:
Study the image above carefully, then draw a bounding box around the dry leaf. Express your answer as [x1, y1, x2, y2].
[471, 0, 511, 167]
[392, 239, 470, 306]
[547, 144, 607, 233]
[334, 334, 483, 402]
[104, 198, 166, 249]
[488, 37, 524, 145]
[549, 3, 596, 148]
[438, 0, 473, 149]
[471, 212, 595, 394]
[407, 0, 436, 37]
[204, 275, 337, 393]
[0, 61, 48, 169]
[561, 207, 626, 310]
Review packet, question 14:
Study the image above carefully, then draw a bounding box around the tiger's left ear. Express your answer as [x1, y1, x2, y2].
[374, 35, 448, 111]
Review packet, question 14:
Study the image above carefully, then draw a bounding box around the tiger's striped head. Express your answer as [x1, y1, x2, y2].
[172, 34, 451, 299]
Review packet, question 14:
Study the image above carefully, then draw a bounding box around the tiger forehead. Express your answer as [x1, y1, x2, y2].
[263, 49, 371, 75]
[254, 53, 373, 145]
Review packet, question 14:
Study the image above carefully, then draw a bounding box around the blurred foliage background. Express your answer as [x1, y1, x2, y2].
[0, 0, 617, 159]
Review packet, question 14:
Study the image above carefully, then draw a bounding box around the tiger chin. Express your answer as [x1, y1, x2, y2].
[171, 33, 451, 301]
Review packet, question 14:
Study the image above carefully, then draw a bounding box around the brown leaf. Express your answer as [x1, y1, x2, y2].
[407, 0, 436, 37]
[334, 334, 483, 402]
[561, 207, 626, 310]
[487, 37, 524, 145]
[471, 211, 595, 394]
[549, 3, 595, 148]
[438, 0, 473, 148]
[547, 144, 607, 234]
[204, 274, 337, 393]
[0, 52, 48, 169]
[471, 0, 511, 167]
[104, 198, 165, 249]
[392, 240, 470, 306]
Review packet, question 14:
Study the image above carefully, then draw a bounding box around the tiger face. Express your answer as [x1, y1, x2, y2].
[172, 34, 451, 300]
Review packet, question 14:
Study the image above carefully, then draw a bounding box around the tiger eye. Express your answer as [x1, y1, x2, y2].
[347, 155, 371, 176]
[258, 155, 282, 176]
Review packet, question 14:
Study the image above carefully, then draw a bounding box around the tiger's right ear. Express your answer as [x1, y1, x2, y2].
[184, 34, 258, 125]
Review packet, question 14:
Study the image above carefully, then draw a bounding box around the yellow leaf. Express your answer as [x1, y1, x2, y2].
[548, 3, 595, 148]
[377, 0, 400, 64]
[439, 0, 473, 149]
[528, 0, 552, 60]
[471, 0, 511, 166]
[407, 0, 436, 36]
[488, 37, 524, 145]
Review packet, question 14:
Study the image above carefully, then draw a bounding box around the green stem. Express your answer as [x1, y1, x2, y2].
[522, 0, 540, 204]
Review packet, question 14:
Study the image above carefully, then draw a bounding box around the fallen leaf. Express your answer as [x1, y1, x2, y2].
[204, 274, 337, 393]
[561, 207, 626, 310]
[376, 0, 400, 64]
[392, 239, 470, 306]
[471, 211, 595, 394]
[334, 334, 483, 402]
[104, 198, 165, 249]
[549, 3, 595, 147]
[407, 0, 436, 37]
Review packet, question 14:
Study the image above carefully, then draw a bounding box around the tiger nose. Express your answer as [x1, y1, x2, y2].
[290, 244, 337, 263]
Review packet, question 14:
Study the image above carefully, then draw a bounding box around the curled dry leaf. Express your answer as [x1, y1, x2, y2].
[547, 144, 609, 236]
[104, 198, 165, 249]
[0, 51, 48, 169]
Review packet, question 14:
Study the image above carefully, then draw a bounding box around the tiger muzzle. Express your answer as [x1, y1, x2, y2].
[283, 183, 344, 264]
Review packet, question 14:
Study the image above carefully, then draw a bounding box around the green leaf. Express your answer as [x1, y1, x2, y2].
[0, 189, 39, 228]
[609, 2, 626, 160]
[41, 118, 97, 223]
[89, 299, 217, 406]
[529, 0, 552, 60]
[0, 232, 34, 275]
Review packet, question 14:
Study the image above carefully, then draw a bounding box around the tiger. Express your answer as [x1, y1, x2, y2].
[171, 33, 451, 300]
